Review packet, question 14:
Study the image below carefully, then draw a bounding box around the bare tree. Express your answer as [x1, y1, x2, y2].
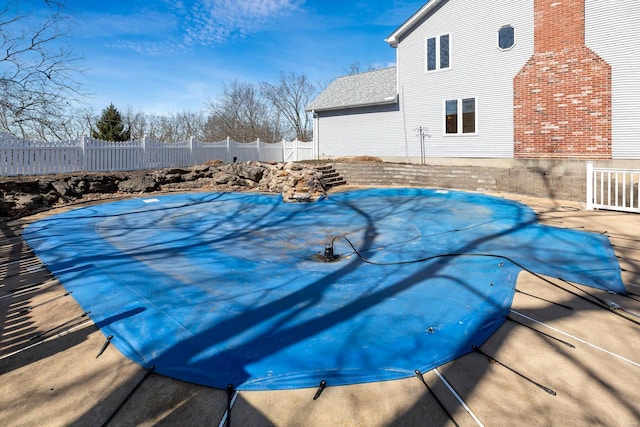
[205, 80, 281, 142]
[261, 72, 315, 141]
[121, 106, 147, 140]
[119, 108, 210, 143]
[346, 61, 363, 75]
[57, 105, 95, 140]
[344, 61, 385, 75]
[0, 0, 85, 140]
[171, 110, 208, 142]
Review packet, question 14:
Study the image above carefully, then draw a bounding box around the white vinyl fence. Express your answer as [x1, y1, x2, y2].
[586, 161, 640, 213]
[0, 132, 315, 176]
[283, 139, 314, 162]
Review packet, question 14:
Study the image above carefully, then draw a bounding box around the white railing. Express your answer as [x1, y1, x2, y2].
[0, 132, 315, 176]
[586, 161, 640, 213]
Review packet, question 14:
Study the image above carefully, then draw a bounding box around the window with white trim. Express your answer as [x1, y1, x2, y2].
[445, 97, 476, 134]
[497, 25, 515, 50]
[426, 33, 450, 71]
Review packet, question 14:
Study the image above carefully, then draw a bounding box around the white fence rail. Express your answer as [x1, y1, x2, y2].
[586, 161, 640, 213]
[0, 132, 315, 176]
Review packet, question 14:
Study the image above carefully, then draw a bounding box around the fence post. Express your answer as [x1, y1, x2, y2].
[256, 138, 261, 162]
[190, 136, 195, 166]
[586, 161, 594, 210]
[142, 135, 148, 169]
[282, 139, 286, 162]
[81, 135, 87, 172]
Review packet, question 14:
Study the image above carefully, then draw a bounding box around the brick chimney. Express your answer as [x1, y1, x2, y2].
[514, 0, 612, 159]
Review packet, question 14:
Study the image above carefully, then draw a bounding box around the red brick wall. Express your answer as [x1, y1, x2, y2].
[534, 0, 584, 52]
[514, 0, 612, 159]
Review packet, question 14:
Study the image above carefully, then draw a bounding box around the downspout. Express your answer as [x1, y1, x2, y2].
[313, 111, 320, 160]
[388, 35, 408, 161]
[396, 47, 409, 160]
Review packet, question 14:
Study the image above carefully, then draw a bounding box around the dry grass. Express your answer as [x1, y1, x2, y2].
[332, 156, 384, 163]
[203, 159, 225, 166]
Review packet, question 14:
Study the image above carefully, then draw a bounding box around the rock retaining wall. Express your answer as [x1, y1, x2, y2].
[0, 161, 327, 219]
[333, 161, 587, 202]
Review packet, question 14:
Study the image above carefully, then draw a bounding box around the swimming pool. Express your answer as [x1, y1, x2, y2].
[24, 188, 625, 390]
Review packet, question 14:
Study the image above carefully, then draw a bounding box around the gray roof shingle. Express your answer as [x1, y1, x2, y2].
[306, 67, 398, 112]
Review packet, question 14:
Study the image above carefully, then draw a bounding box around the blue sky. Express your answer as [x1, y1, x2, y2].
[28, 1, 427, 115]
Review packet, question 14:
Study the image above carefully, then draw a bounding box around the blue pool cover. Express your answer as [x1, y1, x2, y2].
[24, 188, 625, 390]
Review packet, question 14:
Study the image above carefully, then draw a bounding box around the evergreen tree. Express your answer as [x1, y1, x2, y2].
[91, 103, 131, 141]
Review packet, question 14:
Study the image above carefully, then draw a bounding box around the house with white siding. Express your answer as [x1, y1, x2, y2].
[306, 0, 640, 166]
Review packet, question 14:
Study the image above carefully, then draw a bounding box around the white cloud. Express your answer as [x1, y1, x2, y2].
[105, 40, 179, 56]
[183, 0, 305, 45]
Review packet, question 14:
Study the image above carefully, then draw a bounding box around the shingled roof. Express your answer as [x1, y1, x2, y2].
[306, 67, 398, 112]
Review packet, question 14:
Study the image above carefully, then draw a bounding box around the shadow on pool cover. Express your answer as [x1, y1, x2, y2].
[24, 188, 625, 390]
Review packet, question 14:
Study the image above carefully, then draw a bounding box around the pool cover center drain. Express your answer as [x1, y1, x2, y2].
[311, 242, 342, 263]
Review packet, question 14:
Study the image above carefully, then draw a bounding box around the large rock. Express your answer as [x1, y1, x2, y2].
[238, 165, 264, 182]
[51, 180, 74, 197]
[163, 168, 191, 175]
[69, 177, 89, 194]
[213, 172, 232, 184]
[117, 174, 159, 193]
[284, 162, 304, 171]
[0, 198, 11, 217]
[87, 176, 119, 193]
[191, 164, 213, 177]
[11, 193, 46, 216]
[163, 173, 184, 183]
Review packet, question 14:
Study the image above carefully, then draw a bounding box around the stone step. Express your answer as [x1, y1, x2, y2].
[325, 178, 347, 187]
[322, 175, 344, 183]
[314, 164, 346, 189]
[315, 165, 334, 171]
[323, 174, 345, 182]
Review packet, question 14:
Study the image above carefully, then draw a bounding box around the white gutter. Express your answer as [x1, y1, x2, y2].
[385, 0, 443, 47]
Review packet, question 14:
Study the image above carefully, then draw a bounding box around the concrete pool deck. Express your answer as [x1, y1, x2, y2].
[1, 189, 639, 426]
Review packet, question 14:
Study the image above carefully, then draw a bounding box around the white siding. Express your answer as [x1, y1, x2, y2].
[315, 106, 404, 158]
[586, 0, 640, 159]
[396, 0, 533, 158]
